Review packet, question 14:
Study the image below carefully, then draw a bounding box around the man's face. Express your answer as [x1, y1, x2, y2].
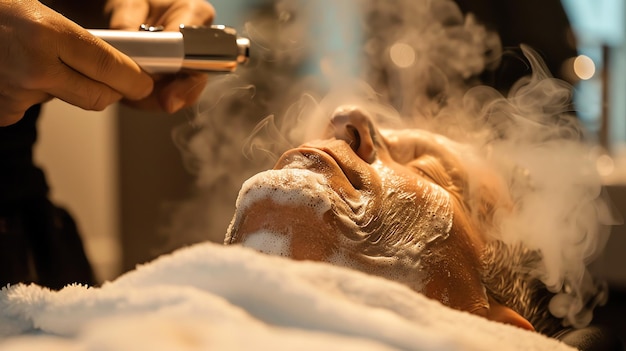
[226, 106, 532, 330]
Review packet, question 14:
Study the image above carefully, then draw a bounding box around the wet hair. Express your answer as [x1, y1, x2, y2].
[480, 240, 559, 335]
[480, 240, 607, 336]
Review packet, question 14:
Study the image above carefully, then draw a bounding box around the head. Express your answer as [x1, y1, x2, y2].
[225, 104, 543, 331]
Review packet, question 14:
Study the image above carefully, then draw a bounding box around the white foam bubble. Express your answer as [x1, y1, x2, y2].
[242, 231, 292, 257]
[236, 168, 334, 218]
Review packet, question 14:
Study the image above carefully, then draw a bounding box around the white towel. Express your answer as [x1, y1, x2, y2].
[0, 242, 575, 351]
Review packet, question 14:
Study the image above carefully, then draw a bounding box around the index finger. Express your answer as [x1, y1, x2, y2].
[157, 0, 215, 30]
[105, 0, 149, 30]
[57, 24, 154, 100]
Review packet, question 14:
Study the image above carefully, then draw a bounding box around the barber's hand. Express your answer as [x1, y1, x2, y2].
[0, 0, 154, 126]
[105, 0, 215, 113]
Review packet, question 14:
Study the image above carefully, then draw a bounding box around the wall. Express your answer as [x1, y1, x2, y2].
[34, 100, 121, 283]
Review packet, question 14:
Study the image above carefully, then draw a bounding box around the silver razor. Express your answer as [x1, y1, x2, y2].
[88, 25, 250, 74]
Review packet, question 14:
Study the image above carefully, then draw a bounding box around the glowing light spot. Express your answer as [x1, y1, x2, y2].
[573, 55, 596, 80]
[596, 154, 615, 177]
[389, 42, 415, 68]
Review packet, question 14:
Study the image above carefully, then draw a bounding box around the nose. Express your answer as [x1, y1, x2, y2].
[328, 106, 377, 163]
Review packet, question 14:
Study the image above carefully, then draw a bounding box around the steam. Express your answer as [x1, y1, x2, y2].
[452, 46, 619, 328]
[167, 0, 620, 330]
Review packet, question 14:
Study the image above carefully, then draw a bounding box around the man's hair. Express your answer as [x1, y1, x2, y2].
[480, 240, 563, 336]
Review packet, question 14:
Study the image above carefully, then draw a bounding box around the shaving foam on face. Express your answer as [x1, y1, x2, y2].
[366, 161, 454, 255]
[241, 230, 292, 257]
[227, 153, 456, 296]
[226, 167, 337, 246]
[323, 160, 455, 293]
[236, 168, 333, 216]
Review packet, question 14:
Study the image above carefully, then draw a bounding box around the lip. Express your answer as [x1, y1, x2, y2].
[274, 142, 371, 202]
[276, 147, 350, 182]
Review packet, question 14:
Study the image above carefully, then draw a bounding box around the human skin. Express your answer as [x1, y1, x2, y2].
[0, 0, 214, 126]
[104, 0, 214, 112]
[226, 105, 534, 330]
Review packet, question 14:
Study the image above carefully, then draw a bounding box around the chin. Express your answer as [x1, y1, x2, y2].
[225, 167, 338, 247]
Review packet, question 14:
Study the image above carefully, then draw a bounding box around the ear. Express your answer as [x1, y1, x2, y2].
[486, 297, 535, 331]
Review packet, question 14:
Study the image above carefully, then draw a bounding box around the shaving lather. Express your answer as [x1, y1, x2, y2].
[88, 25, 250, 74]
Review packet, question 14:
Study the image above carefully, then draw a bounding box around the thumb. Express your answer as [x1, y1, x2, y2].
[105, 0, 149, 30]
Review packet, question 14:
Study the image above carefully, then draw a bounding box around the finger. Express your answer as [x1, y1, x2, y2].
[117, 73, 168, 111]
[0, 91, 51, 126]
[159, 72, 209, 113]
[56, 24, 154, 101]
[45, 64, 123, 111]
[0, 111, 28, 127]
[156, 1, 215, 30]
[121, 72, 208, 113]
[105, 0, 149, 30]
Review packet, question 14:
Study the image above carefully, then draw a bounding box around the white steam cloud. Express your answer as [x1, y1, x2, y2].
[168, 0, 621, 329]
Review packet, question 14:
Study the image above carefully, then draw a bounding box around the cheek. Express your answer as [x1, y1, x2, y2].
[374, 173, 455, 252]
[361, 167, 489, 312]
[421, 227, 488, 313]
[419, 203, 489, 314]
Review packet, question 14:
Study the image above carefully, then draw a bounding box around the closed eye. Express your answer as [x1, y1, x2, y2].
[410, 155, 462, 192]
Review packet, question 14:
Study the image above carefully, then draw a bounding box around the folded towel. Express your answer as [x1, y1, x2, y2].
[0, 242, 575, 350]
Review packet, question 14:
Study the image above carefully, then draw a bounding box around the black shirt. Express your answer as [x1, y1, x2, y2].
[0, 105, 49, 208]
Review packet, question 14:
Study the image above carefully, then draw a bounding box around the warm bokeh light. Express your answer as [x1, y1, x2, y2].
[596, 153, 615, 177]
[389, 42, 416, 68]
[573, 55, 596, 80]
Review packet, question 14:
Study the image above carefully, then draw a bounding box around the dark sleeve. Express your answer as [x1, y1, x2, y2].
[0, 105, 49, 206]
[40, 0, 109, 28]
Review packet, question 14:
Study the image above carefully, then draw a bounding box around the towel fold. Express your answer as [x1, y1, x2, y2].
[0, 242, 575, 351]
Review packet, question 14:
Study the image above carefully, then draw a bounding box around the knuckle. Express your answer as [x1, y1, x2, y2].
[84, 31, 120, 79]
[0, 103, 28, 126]
[200, 1, 216, 17]
[16, 18, 60, 89]
[19, 64, 50, 90]
[92, 45, 117, 78]
[0, 97, 32, 126]
[0, 113, 24, 127]
[0, 85, 46, 106]
[193, 1, 216, 24]
[85, 88, 116, 111]
[3, 39, 49, 90]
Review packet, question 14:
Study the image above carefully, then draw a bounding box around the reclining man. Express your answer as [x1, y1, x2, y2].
[224, 103, 612, 339]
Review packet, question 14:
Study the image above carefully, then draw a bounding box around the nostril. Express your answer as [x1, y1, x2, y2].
[330, 114, 360, 148]
[328, 106, 377, 163]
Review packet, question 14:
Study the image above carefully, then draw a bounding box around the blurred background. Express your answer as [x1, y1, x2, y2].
[34, 0, 625, 334]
